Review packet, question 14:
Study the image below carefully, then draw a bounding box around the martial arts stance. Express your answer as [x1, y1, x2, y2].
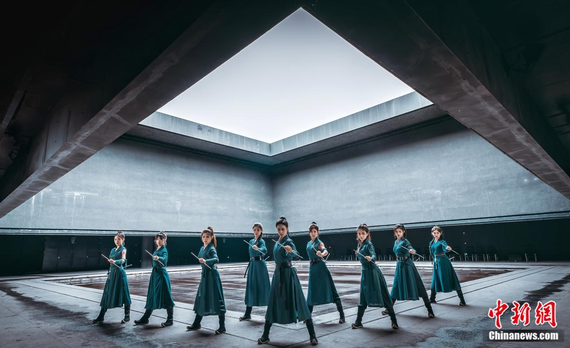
[240, 222, 270, 321]
[92, 231, 132, 324]
[429, 225, 466, 306]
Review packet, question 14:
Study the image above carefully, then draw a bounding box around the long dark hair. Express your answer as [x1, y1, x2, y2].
[202, 226, 217, 247]
[276, 216, 289, 239]
[252, 222, 264, 240]
[431, 225, 445, 241]
[115, 231, 125, 245]
[357, 223, 371, 241]
[309, 221, 320, 234]
[155, 231, 167, 246]
[393, 223, 407, 239]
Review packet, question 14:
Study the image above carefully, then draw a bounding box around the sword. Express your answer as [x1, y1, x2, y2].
[272, 239, 303, 259]
[191, 251, 212, 270]
[448, 248, 460, 255]
[243, 240, 266, 256]
[312, 246, 328, 263]
[145, 249, 165, 267]
[353, 249, 375, 263]
[101, 254, 121, 269]
[400, 245, 426, 260]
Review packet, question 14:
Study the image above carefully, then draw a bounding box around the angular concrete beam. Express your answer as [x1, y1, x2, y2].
[306, 0, 570, 199]
[0, 1, 305, 217]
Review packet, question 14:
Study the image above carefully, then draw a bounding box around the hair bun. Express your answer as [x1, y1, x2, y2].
[279, 216, 286, 220]
[311, 221, 317, 225]
[207, 226, 214, 233]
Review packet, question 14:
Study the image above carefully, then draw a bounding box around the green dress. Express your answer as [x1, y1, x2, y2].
[357, 240, 392, 307]
[144, 246, 175, 310]
[306, 238, 340, 306]
[193, 243, 226, 316]
[391, 238, 428, 300]
[100, 245, 131, 309]
[244, 238, 270, 307]
[265, 236, 311, 324]
[430, 239, 461, 292]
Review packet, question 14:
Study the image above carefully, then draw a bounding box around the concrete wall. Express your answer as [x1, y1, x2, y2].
[0, 137, 274, 232]
[271, 118, 570, 232]
[2, 117, 570, 275]
[1, 118, 569, 235]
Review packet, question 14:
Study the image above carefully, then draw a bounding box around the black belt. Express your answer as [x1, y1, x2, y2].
[276, 261, 292, 268]
[396, 256, 410, 261]
[310, 258, 322, 265]
[276, 261, 293, 309]
[243, 256, 264, 278]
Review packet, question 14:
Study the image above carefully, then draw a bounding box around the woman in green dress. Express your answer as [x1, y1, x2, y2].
[134, 231, 175, 327]
[429, 225, 466, 306]
[383, 224, 434, 318]
[258, 216, 318, 345]
[239, 222, 270, 321]
[92, 231, 132, 324]
[186, 226, 226, 334]
[306, 221, 345, 323]
[352, 223, 399, 330]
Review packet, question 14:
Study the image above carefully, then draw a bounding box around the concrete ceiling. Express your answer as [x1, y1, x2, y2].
[468, 0, 570, 153]
[1, 0, 569, 219]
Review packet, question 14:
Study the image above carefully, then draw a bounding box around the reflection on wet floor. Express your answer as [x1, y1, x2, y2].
[69, 263, 509, 317]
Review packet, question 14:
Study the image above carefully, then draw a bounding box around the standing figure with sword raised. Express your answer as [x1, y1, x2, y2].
[92, 231, 132, 324]
[305, 221, 345, 324]
[384, 224, 435, 318]
[258, 216, 318, 345]
[239, 222, 270, 322]
[352, 223, 399, 330]
[429, 225, 466, 306]
[187, 226, 227, 335]
[134, 231, 175, 327]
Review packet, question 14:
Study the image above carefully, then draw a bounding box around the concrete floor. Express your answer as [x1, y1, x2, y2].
[0, 261, 568, 348]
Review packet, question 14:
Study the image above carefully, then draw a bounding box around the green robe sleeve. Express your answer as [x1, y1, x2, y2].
[257, 239, 268, 254]
[205, 247, 219, 266]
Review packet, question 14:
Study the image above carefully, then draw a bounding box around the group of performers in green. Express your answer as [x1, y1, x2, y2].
[92, 219, 466, 346]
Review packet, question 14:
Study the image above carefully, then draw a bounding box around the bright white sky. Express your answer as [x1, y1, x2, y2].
[157, 8, 413, 143]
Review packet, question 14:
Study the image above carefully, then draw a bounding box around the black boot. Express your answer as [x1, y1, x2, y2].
[215, 312, 226, 334]
[186, 314, 202, 330]
[430, 290, 437, 303]
[386, 307, 399, 330]
[423, 297, 435, 318]
[161, 307, 174, 327]
[121, 304, 130, 324]
[303, 305, 314, 324]
[134, 309, 153, 325]
[351, 306, 365, 329]
[92, 307, 106, 323]
[240, 306, 252, 321]
[382, 298, 396, 315]
[305, 318, 318, 345]
[335, 299, 345, 324]
[258, 321, 272, 344]
[457, 289, 467, 306]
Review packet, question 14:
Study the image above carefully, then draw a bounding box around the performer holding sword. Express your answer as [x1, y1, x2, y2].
[239, 222, 270, 322]
[305, 221, 345, 324]
[429, 226, 467, 306]
[134, 231, 175, 327]
[352, 223, 399, 330]
[92, 231, 132, 324]
[383, 224, 435, 318]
